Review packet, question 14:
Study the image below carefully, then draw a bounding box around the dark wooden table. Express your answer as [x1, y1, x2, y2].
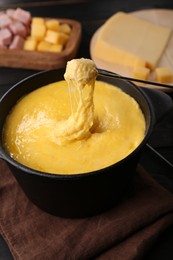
[0, 1, 173, 259]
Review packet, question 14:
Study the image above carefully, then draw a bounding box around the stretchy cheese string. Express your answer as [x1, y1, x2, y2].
[53, 58, 97, 145]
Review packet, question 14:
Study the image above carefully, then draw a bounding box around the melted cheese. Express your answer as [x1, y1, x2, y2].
[53, 58, 97, 144]
[3, 80, 145, 174]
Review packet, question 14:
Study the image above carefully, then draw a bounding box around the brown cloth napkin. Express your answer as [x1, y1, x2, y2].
[1, 159, 173, 260]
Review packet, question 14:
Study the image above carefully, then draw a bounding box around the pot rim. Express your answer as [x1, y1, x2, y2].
[0, 137, 148, 179]
[0, 69, 155, 180]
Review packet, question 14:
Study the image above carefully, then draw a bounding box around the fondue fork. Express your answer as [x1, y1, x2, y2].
[97, 68, 173, 90]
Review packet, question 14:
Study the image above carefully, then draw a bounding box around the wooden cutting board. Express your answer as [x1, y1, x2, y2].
[0, 18, 82, 70]
[90, 9, 173, 91]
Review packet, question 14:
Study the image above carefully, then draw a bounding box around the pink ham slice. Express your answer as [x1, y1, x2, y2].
[9, 35, 24, 49]
[0, 28, 12, 46]
[0, 13, 12, 28]
[9, 20, 27, 38]
[0, 8, 31, 50]
[6, 9, 16, 19]
[0, 43, 7, 49]
[13, 8, 31, 26]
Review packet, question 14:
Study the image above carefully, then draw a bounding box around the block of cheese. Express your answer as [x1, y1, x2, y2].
[45, 19, 60, 31]
[45, 30, 69, 45]
[44, 29, 60, 44]
[37, 41, 51, 51]
[60, 23, 71, 35]
[93, 12, 172, 70]
[31, 23, 46, 41]
[155, 67, 173, 83]
[32, 17, 45, 26]
[23, 37, 37, 51]
[132, 67, 150, 80]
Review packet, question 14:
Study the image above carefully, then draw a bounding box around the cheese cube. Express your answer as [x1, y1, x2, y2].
[155, 67, 173, 83]
[37, 41, 52, 52]
[46, 19, 60, 31]
[57, 32, 69, 45]
[45, 30, 69, 45]
[31, 24, 46, 41]
[49, 44, 63, 53]
[132, 67, 150, 80]
[60, 23, 71, 35]
[32, 17, 45, 25]
[23, 37, 37, 51]
[93, 12, 172, 70]
[44, 30, 59, 44]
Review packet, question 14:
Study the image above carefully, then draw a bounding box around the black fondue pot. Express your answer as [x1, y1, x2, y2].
[0, 68, 172, 218]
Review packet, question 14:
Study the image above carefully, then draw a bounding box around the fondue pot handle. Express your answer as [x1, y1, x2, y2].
[143, 88, 173, 124]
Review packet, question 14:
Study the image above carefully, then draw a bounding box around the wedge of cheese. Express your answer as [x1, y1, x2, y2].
[94, 12, 172, 70]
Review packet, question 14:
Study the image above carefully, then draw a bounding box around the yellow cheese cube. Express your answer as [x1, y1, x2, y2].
[132, 67, 150, 80]
[37, 41, 52, 52]
[45, 30, 69, 45]
[23, 38, 37, 51]
[93, 12, 172, 70]
[60, 23, 71, 35]
[32, 17, 45, 25]
[57, 32, 69, 45]
[49, 44, 63, 53]
[44, 30, 59, 44]
[31, 24, 46, 41]
[46, 19, 60, 31]
[155, 67, 173, 83]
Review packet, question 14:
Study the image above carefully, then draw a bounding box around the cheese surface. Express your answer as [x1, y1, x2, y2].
[93, 12, 171, 70]
[3, 79, 145, 174]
